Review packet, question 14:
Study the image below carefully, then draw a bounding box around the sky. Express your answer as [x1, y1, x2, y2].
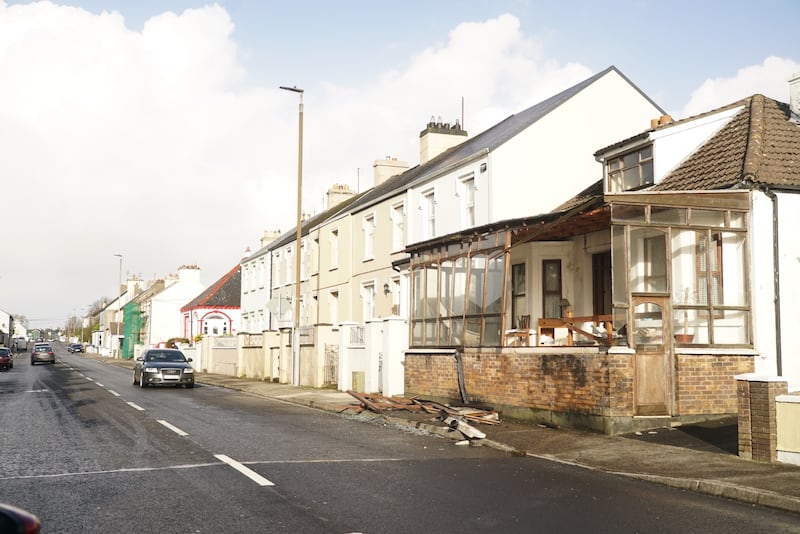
[1, 0, 798, 329]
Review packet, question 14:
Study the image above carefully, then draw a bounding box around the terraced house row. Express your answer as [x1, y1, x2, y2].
[227, 66, 800, 434]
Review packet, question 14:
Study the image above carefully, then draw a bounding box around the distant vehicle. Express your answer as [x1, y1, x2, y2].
[0, 348, 12, 371]
[14, 338, 27, 352]
[31, 343, 55, 365]
[133, 348, 194, 388]
[67, 343, 84, 353]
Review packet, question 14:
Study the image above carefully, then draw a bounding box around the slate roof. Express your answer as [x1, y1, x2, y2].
[257, 65, 660, 256]
[345, 66, 662, 216]
[651, 94, 800, 191]
[181, 264, 241, 311]
[133, 280, 166, 304]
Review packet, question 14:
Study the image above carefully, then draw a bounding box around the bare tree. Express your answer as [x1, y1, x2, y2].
[12, 314, 29, 328]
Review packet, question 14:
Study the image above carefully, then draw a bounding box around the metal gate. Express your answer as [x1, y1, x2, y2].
[323, 343, 339, 387]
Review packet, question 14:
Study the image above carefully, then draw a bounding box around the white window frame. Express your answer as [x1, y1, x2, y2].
[391, 202, 405, 251]
[330, 228, 339, 270]
[361, 281, 376, 321]
[329, 289, 339, 326]
[422, 188, 436, 239]
[458, 175, 475, 227]
[363, 212, 376, 261]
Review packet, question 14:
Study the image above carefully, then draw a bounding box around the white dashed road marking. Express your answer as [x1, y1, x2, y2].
[127, 402, 145, 411]
[158, 420, 188, 436]
[214, 454, 274, 487]
[107, 390, 120, 397]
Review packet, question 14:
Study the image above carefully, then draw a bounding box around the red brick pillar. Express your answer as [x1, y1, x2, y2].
[737, 375, 789, 462]
[736, 378, 752, 459]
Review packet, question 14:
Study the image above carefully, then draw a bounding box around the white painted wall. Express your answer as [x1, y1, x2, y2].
[405, 69, 663, 245]
[651, 106, 743, 183]
[751, 191, 800, 385]
[491, 70, 663, 219]
[149, 268, 206, 346]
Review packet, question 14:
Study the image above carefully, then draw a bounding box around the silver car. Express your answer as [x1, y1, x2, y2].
[30, 343, 56, 365]
[133, 349, 194, 388]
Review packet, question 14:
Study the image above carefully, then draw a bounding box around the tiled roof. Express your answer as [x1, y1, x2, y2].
[181, 264, 241, 310]
[651, 95, 800, 191]
[551, 178, 604, 212]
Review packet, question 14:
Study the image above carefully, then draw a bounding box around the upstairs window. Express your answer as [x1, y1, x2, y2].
[459, 176, 475, 227]
[329, 229, 339, 269]
[422, 189, 436, 239]
[363, 213, 376, 260]
[391, 202, 405, 251]
[608, 146, 653, 192]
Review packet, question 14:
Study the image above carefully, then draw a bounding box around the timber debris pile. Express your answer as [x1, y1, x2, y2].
[344, 391, 500, 441]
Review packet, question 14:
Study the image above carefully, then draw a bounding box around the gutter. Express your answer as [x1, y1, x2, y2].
[760, 185, 783, 376]
[746, 180, 782, 375]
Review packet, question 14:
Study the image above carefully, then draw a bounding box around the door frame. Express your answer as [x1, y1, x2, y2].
[631, 295, 675, 416]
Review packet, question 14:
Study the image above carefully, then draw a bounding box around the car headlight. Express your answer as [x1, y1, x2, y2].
[183, 368, 194, 374]
[144, 367, 159, 373]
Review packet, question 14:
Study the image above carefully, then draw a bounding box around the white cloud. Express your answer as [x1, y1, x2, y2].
[0, 4, 625, 326]
[680, 56, 800, 117]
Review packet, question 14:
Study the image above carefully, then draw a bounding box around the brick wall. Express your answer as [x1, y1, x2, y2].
[406, 349, 753, 433]
[737, 377, 789, 461]
[676, 354, 754, 415]
[405, 349, 634, 419]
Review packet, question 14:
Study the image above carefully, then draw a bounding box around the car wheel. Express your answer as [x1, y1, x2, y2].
[139, 376, 147, 388]
[132, 373, 138, 385]
[185, 383, 194, 389]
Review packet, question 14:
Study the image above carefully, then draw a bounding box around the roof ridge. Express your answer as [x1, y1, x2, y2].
[742, 94, 765, 180]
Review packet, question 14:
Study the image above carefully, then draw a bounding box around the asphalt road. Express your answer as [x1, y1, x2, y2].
[1, 344, 798, 533]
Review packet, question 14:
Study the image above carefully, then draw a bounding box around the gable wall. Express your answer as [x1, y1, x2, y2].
[490, 70, 663, 219]
[751, 191, 800, 385]
[651, 106, 742, 183]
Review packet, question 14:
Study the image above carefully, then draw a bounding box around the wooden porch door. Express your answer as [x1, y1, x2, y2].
[632, 296, 672, 416]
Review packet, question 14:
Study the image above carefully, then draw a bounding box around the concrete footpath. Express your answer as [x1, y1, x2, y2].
[95, 355, 800, 515]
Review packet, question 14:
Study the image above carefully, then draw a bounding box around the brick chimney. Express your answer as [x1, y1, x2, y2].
[419, 116, 468, 164]
[373, 157, 409, 187]
[790, 71, 800, 124]
[326, 183, 356, 209]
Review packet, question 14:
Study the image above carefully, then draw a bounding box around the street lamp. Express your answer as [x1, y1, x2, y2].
[114, 253, 123, 358]
[280, 85, 303, 386]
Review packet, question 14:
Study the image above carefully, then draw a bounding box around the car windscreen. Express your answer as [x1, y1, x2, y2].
[145, 352, 186, 362]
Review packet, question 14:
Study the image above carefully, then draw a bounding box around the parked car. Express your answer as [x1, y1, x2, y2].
[31, 343, 55, 365]
[67, 343, 84, 353]
[133, 348, 194, 388]
[0, 348, 12, 371]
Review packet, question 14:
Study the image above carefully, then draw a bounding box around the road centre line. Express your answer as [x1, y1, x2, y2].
[95, 382, 104, 387]
[127, 402, 145, 411]
[214, 454, 274, 487]
[85, 377, 94, 381]
[107, 390, 120, 397]
[158, 420, 189, 436]
[0, 462, 221, 482]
